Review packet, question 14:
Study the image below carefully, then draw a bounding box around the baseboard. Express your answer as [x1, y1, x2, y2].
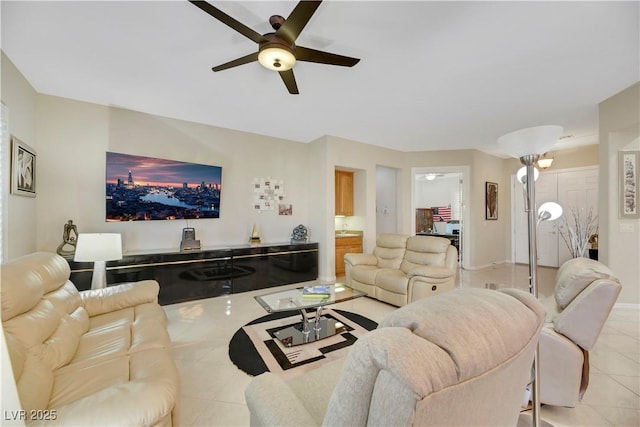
[463, 260, 508, 271]
[615, 303, 640, 310]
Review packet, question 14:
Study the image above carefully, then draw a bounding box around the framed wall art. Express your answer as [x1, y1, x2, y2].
[11, 136, 36, 197]
[619, 150, 639, 219]
[105, 152, 222, 221]
[485, 181, 498, 220]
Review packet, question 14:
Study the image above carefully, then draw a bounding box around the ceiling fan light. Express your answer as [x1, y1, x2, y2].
[258, 47, 296, 71]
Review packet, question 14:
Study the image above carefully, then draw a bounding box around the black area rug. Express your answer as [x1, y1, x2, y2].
[229, 309, 377, 376]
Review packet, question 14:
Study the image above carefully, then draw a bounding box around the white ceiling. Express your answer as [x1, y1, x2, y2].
[2, 1, 638, 156]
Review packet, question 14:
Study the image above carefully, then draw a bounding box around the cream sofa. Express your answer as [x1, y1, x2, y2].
[344, 234, 457, 306]
[1, 252, 179, 426]
[538, 257, 622, 407]
[246, 288, 546, 426]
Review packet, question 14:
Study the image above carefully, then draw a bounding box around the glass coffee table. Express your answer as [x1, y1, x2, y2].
[254, 284, 366, 347]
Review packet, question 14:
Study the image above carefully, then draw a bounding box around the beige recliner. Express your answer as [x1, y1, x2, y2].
[344, 234, 457, 306]
[245, 288, 546, 426]
[538, 257, 622, 407]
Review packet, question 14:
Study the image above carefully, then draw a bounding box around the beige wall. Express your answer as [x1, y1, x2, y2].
[34, 96, 312, 255]
[599, 82, 640, 305]
[1, 53, 38, 261]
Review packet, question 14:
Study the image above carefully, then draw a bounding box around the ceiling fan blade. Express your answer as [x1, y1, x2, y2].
[276, 1, 322, 45]
[295, 46, 360, 67]
[212, 52, 259, 72]
[278, 69, 299, 94]
[189, 1, 265, 44]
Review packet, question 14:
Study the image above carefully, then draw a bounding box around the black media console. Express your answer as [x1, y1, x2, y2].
[67, 242, 319, 305]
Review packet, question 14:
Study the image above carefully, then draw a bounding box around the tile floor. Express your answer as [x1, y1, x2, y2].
[163, 263, 639, 426]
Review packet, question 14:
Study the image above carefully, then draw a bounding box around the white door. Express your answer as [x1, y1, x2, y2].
[513, 167, 598, 268]
[557, 168, 599, 264]
[514, 173, 559, 266]
[536, 173, 560, 267]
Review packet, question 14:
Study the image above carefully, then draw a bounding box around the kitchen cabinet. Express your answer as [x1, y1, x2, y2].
[335, 235, 362, 276]
[335, 170, 354, 216]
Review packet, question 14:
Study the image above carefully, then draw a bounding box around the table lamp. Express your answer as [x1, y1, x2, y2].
[498, 125, 563, 427]
[73, 233, 123, 290]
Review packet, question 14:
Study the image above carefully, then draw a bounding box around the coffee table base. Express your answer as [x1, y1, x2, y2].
[271, 307, 348, 347]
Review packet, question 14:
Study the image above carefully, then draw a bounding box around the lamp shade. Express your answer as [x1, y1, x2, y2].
[258, 47, 296, 71]
[497, 125, 563, 158]
[538, 202, 563, 222]
[74, 233, 123, 262]
[537, 157, 554, 169]
[517, 166, 539, 183]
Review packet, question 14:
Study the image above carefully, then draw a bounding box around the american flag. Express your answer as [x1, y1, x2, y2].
[433, 206, 451, 222]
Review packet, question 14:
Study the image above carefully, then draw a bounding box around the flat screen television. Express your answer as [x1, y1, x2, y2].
[106, 152, 222, 221]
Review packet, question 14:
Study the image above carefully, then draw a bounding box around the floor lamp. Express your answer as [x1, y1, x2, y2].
[498, 125, 563, 427]
[73, 233, 123, 290]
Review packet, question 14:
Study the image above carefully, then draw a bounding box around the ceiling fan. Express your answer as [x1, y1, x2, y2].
[189, 0, 360, 94]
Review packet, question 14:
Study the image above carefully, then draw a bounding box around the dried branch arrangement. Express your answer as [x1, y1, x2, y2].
[557, 207, 598, 258]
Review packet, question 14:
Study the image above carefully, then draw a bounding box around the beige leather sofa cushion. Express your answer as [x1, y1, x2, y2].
[375, 269, 409, 294]
[49, 348, 178, 426]
[1, 270, 44, 321]
[400, 236, 449, 273]
[1, 252, 71, 321]
[406, 235, 450, 254]
[554, 257, 618, 308]
[373, 234, 409, 269]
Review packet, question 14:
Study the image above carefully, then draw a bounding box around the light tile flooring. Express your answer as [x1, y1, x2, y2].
[163, 263, 639, 426]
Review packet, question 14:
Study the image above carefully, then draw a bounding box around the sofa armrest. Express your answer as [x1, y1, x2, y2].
[553, 279, 621, 351]
[80, 280, 160, 317]
[344, 253, 377, 267]
[246, 373, 318, 426]
[406, 265, 454, 279]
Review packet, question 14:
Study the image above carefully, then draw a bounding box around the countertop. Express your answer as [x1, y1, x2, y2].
[335, 230, 363, 238]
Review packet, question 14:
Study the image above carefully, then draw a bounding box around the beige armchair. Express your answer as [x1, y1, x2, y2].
[344, 234, 457, 306]
[245, 288, 546, 426]
[538, 257, 622, 407]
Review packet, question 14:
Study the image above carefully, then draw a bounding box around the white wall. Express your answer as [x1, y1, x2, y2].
[376, 166, 399, 234]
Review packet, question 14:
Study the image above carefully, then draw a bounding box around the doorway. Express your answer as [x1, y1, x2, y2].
[412, 167, 469, 268]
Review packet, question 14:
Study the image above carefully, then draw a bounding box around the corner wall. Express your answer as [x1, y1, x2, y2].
[1, 52, 38, 260]
[599, 82, 640, 305]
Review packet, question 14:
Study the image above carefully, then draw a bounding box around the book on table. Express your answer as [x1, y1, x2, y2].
[302, 285, 331, 298]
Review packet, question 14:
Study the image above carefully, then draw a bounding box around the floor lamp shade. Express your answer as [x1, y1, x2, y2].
[498, 125, 563, 158]
[74, 233, 123, 290]
[538, 202, 563, 222]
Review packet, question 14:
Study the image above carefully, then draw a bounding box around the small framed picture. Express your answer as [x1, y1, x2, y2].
[11, 136, 36, 197]
[619, 151, 639, 219]
[485, 181, 498, 220]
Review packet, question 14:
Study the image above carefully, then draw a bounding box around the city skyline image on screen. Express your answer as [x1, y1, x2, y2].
[106, 152, 222, 221]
